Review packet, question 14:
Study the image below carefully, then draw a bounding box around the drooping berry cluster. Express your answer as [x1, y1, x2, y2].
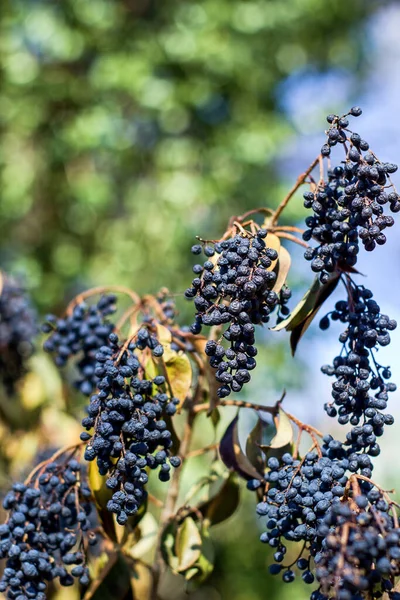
[315, 486, 400, 600]
[42, 295, 117, 396]
[253, 437, 375, 586]
[185, 230, 290, 397]
[0, 274, 37, 394]
[303, 108, 398, 283]
[0, 456, 95, 599]
[320, 284, 396, 455]
[81, 328, 181, 525]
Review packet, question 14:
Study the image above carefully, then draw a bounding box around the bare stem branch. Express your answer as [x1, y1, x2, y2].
[271, 155, 321, 226]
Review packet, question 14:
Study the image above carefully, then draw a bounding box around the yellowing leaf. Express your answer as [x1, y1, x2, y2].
[266, 232, 281, 271]
[165, 353, 192, 406]
[192, 338, 219, 414]
[272, 245, 291, 294]
[126, 512, 158, 559]
[130, 560, 153, 600]
[184, 525, 215, 590]
[88, 462, 117, 543]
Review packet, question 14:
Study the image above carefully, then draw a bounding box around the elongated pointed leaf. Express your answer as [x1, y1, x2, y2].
[198, 472, 240, 526]
[272, 276, 322, 332]
[160, 522, 179, 572]
[130, 560, 153, 600]
[266, 232, 281, 271]
[88, 462, 117, 543]
[272, 245, 291, 294]
[83, 552, 131, 600]
[259, 408, 293, 453]
[219, 414, 261, 481]
[272, 273, 340, 354]
[175, 516, 202, 573]
[164, 352, 192, 406]
[192, 338, 219, 414]
[184, 525, 215, 591]
[245, 418, 265, 475]
[124, 512, 158, 560]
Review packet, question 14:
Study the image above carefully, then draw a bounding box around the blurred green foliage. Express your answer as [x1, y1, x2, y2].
[0, 1, 385, 599]
[0, 0, 378, 312]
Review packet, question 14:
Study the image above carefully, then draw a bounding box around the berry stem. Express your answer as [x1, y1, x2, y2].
[186, 442, 219, 459]
[66, 285, 141, 315]
[24, 441, 85, 485]
[271, 155, 321, 226]
[193, 399, 278, 415]
[273, 231, 309, 249]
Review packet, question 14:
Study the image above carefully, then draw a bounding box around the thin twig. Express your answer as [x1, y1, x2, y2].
[271, 155, 321, 226]
[151, 410, 196, 597]
[66, 285, 140, 316]
[193, 399, 278, 415]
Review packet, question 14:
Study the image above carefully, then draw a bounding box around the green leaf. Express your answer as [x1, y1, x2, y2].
[175, 516, 202, 573]
[115, 496, 148, 546]
[198, 471, 240, 526]
[272, 273, 340, 354]
[184, 525, 215, 591]
[210, 407, 221, 430]
[125, 512, 158, 560]
[160, 522, 179, 572]
[219, 414, 261, 481]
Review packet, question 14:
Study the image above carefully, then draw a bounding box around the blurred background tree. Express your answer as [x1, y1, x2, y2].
[0, 0, 380, 310]
[0, 1, 395, 599]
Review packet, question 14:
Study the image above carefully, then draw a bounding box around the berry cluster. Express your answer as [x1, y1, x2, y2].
[254, 437, 375, 587]
[185, 230, 290, 397]
[0, 275, 37, 394]
[315, 487, 400, 600]
[320, 284, 396, 454]
[303, 108, 398, 283]
[81, 328, 181, 525]
[0, 456, 95, 599]
[42, 295, 117, 396]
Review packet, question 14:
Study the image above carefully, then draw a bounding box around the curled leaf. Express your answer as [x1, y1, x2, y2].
[219, 415, 261, 481]
[88, 462, 117, 543]
[259, 408, 293, 456]
[130, 560, 153, 600]
[272, 245, 291, 294]
[192, 338, 219, 414]
[245, 418, 266, 475]
[266, 232, 281, 271]
[184, 525, 215, 591]
[272, 273, 340, 354]
[198, 472, 240, 526]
